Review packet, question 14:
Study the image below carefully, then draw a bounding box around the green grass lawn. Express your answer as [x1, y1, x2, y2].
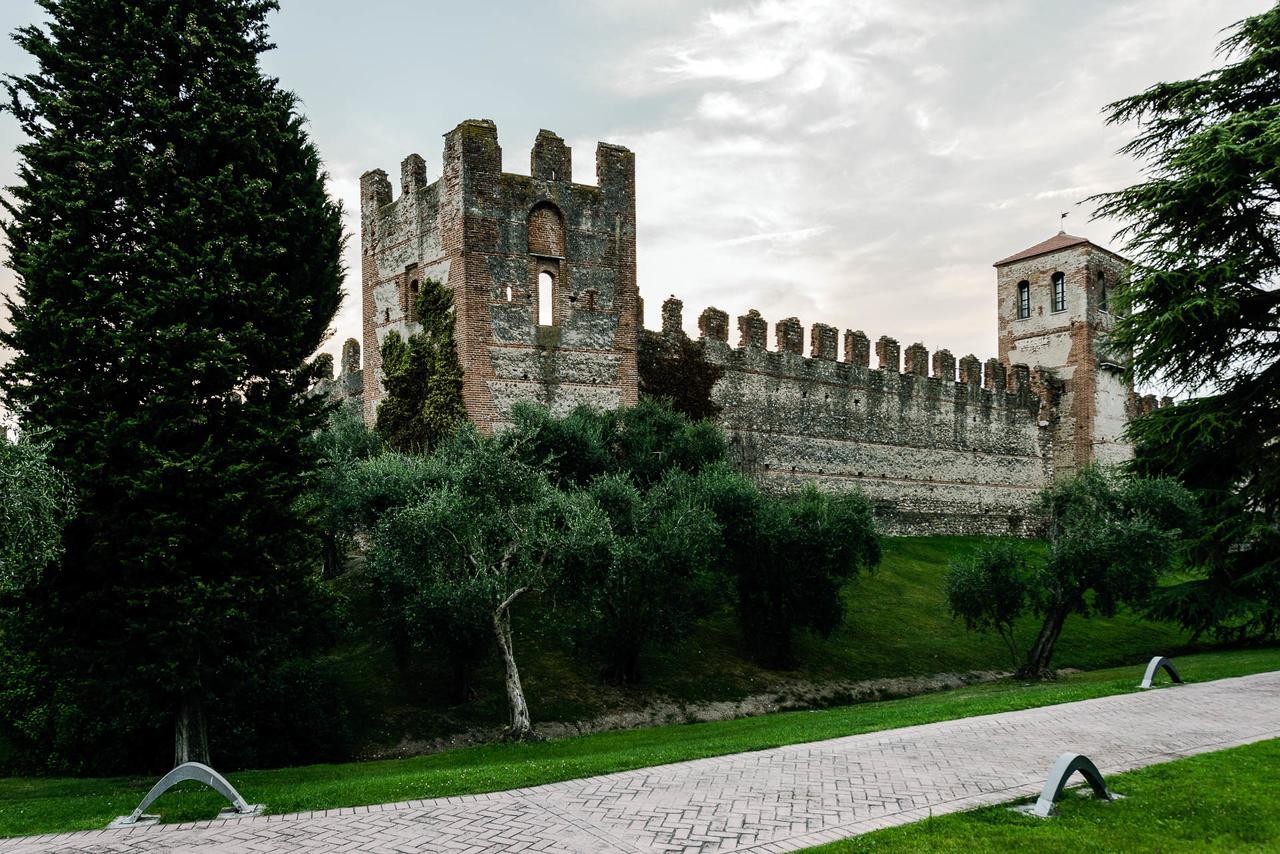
[2, 646, 1276, 839]
[808, 738, 1280, 852]
[330, 536, 1208, 746]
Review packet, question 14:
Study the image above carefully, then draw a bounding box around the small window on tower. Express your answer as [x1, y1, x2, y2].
[1051, 272, 1066, 312]
[1098, 271, 1108, 312]
[1017, 280, 1030, 319]
[538, 271, 554, 325]
[407, 279, 419, 323]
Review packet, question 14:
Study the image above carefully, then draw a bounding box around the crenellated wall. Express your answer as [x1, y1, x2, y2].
[681, 299, 1053, 536]
[355, 121, 1148, 538]
[359, 121, 638, 430]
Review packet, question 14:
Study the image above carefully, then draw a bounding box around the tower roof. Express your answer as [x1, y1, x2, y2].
[993, 232, 1093, 267]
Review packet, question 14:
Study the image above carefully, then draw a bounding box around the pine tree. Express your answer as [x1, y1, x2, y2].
[1090, 6, 1280, 640]
[375, 278, 466, 454]
[0, 0, 344, 772]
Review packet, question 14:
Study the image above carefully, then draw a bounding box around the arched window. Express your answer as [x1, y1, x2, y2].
[528, 204, 565, 257]
[1051, 272, 1066, 312]
[538, 271, 554, 325]
[1097, 271, 1108, 312]
[1017, 280, 1030, 319]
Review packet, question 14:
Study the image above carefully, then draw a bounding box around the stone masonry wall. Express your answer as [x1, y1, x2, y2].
[667, 300, 1052, 536]
[360, 121, 638, 430]
[997, 243, 1133, 478]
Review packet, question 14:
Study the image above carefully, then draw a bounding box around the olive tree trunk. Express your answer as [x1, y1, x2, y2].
[1019, 606, 1068, 679]
[174, 689, 210, 766]
[492, 588, 534, 740]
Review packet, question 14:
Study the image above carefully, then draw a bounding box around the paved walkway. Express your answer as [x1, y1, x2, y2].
[5, 671, 1278, 854]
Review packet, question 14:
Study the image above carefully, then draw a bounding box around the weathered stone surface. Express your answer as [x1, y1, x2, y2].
[360, 120, 638, 430]
[996, 235, 1134, 477]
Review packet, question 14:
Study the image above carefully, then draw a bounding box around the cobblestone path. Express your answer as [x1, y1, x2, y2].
[4, 671, 1277, 853]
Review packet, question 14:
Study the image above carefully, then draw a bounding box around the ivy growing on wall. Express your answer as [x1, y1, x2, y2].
[376, 278, 467, 454]
[637, 329, 724, 422]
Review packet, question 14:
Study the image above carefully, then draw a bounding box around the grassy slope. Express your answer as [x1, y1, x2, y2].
[329, 536, 1206, 746]
[808, 738, 1280, 852]
[2, 647, 1276, 839]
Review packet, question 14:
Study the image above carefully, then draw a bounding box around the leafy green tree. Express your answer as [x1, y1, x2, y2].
[699, 471, 881, 668]
[944, 542, 1036, 670]
[557, 472, 722, 683]
[0, 0, 343, 771]
[505, 398, 726, 489]
[375, 279, 466, 454]
[365, 429, 581, 737]
[0, 438, 74, 594]
[1025, 469, 1196, 677]
[1090, 6, 1280, 640]
[308, 399, 383, 577]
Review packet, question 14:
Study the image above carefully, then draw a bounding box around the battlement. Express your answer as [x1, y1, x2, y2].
[359, 119, 639, 430]
[360, 120, 635, 220]
[666, 297, 1038, 413]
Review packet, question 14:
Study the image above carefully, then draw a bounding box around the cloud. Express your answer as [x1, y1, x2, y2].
[602, 0, 1264, 367]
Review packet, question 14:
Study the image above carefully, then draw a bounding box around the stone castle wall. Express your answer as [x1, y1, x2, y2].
[360, 121, 638, 431]
[670, 300, 1053, 536]
[352, 121, 1162, 538]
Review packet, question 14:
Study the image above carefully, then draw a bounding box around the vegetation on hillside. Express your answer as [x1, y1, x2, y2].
[946, 467, 1197, 677]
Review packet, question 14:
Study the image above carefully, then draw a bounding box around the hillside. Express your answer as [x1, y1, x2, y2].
[324, 536, 1204, 756]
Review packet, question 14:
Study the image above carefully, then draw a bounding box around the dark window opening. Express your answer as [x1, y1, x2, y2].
[1017, 281, 1030, 319]
[407, 279, 419, 322]
[1097, 271, 1108, 312]
[1051, 272, 1066, 312]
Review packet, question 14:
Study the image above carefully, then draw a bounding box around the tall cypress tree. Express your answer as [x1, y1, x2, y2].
[0, 0, 344, 771]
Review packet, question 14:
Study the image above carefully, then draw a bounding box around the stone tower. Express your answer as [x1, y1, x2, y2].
[994, 231, 1134, 478]
[359, 120, 639, 430]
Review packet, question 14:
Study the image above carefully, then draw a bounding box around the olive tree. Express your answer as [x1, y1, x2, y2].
[365, 429, 585, 738]
[556, 472, 722, 683]
[945, 467, 1198, 678]
[945, 542, 1036, 670]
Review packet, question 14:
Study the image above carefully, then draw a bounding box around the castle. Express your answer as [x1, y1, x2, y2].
[337, 119, 1170, 535]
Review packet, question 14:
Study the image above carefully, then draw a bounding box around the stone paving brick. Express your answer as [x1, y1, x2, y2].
[2, 673, 1277, 853]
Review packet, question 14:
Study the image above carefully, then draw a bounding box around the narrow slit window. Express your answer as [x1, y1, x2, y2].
[538, 271, 554, 325]
[1051, 272, 1066, 312]
[1097, 271, 1108, 312]
[407, 279, 419, 322]
[1017, 280, 1030, 319]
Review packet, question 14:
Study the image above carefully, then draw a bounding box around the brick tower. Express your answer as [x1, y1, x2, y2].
[359, 120, 639, 430]
[994, 231, 1134, 478]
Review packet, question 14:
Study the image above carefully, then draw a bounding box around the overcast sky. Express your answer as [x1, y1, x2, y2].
[0, 0, 1268, 383]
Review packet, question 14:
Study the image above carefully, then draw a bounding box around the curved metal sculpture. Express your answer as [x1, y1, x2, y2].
[1016, 752, 1114, 818]
[109, 762, 262, 828]
[1140, 656, 1183, 689]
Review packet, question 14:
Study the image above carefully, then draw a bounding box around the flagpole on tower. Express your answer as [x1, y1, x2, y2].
[1059, 211, 1069, 233]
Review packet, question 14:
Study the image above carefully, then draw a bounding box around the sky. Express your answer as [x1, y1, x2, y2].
[0, 0, 1269, 396]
